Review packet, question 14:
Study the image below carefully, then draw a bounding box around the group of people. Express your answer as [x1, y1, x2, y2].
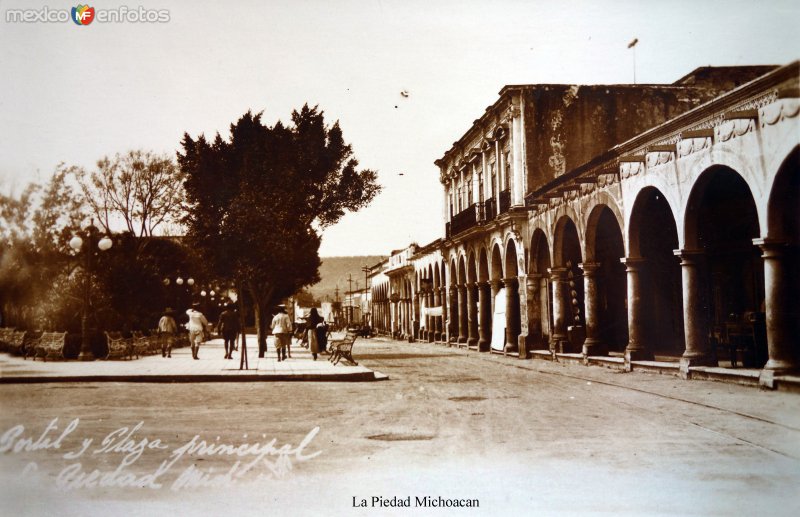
[156, 302, 240, 360]
[156, 303, 328, 362]
[270, 306, 328, 361]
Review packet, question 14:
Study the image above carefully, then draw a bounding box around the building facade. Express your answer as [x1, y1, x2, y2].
[371, 62, 799, 386]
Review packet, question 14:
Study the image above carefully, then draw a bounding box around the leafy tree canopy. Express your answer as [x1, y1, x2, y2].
[179, 105, 380, 354]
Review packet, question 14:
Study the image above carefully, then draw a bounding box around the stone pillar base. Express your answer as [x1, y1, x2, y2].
[477, 338, 490, 352]
[550, 335, 569, 354]
[582, 339, 607, 358]
[457, 336, 467, 344]
[518, 334, 530, 359]
[467, 337, 478, 347]
[624, 348, 654, 371]
[679, 355, 717, 379]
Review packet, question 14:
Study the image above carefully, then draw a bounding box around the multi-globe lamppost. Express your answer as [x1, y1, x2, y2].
[69, 221, 113, 361]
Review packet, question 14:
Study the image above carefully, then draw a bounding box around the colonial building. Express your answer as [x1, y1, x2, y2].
[372, 62, 799, 387]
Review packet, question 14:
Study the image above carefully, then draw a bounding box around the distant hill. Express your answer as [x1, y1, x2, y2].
[308, 256, 387, 302]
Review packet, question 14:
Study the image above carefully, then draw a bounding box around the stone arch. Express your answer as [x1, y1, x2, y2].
[686, 145, 766, 231]
[685, 164, 765, 367]
[552, 215, 584, 351]
[529, 229, 553, 347]
[628, 185, 684, 356]
[478, 247, 490, 282]
[584, 198, 624, 263]
[762, 146, 800, 369]
[584, 203, 628, 353]
[625, 178, 682, 254]
[490, 242, 504, 281]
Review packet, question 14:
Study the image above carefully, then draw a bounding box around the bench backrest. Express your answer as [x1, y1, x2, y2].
[39, 332, 67, 349]
[9, 331, 26, 346]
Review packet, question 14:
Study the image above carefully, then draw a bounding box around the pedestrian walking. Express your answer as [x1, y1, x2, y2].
[270, 304, 292, 362]
[186, 303, 209, 360]
[157, 307, 177, 358]
[307, 307, 323, 360]
[217, 303, 240, 360]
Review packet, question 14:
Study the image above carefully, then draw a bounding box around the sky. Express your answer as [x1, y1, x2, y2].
[1, 0, 798, 256]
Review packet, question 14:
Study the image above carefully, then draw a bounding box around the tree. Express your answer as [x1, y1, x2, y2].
[0, 167, 87, 330]
[78, 150, 185, 238]
[180, 106, 380, 357]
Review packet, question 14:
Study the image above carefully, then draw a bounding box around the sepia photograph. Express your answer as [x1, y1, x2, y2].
[1, 0, 798, 515]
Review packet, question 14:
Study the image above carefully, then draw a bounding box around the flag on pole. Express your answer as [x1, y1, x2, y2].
[627, 38, 639, 49]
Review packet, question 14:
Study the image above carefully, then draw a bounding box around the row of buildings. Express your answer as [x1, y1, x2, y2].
[366, 61, 799, 387]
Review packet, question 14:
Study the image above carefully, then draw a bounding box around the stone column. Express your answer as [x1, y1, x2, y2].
[448, 285, 459, 344]
[467, 282, 479, 347]
[548, 268, 569, 354]
[674, 249, 715, 374]
[526, 274, 542, 348]
[427, 289, 435, 343]
[754, 239, 799, 373]
[438, 286, 446, 342]
[414, 291, 423, 339]
[580, 262, 606, 357]
[621, 257, 653, 363]
[477, 281, 490, 352]
[432, 286, 441, 341]
[489, 279, 502, 348]
[504, 277, 520, 352]
[458, 284, 468, 344]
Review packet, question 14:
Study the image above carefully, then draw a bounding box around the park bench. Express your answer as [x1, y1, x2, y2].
[328, 330, 359, 366]
[104, 331, 133, 360]
[30, 332, 67, 362]
[6, 330, 27, 356]
[131, 331, 153, 358]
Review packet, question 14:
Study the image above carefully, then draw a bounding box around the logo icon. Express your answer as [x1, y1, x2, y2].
[71, 4, 95, 25]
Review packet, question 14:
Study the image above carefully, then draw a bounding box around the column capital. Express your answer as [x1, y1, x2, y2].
[620, 257, 646, 270]
[449, 285, 458, 293]
[579, 262, 602, 275]
[548, 267, 568, 280]
[529, 272, 544, 280]
[673, 248, 705, 265]
[502, 276, 519, 287]
[753, 238, 793, 257]
[490, 279, 503, 289]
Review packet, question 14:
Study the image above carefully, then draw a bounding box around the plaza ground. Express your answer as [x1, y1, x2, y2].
[0, 336, 798, 516]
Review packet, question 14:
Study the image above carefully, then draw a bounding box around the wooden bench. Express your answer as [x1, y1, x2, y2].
[131, 331, 152, 358]
[6, 330, 28, 356]
[105, 331, 133, 360]
[30, 332, 67, 362]
[329, 331, 358, 366]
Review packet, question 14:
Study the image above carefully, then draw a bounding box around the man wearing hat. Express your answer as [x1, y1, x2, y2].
[186, 303, 210, 360]
[270, 304, 292, 362]
[158, 308, 177, 358]
[216, 303, 240, 360]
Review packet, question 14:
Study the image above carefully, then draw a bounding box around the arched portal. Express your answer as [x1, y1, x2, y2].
[529, 229, 552, 348]
[478, 248, 491, 351]
[553, 216, 584, 352]
[685, 166, 765, 367]
[629, 187, 683, 358]
[585, 206, 628, 354]
[466, 251, 479, 347]
[503, 240, 521, 351]
[448, 259, 459, 343]
[457, 256, 468, 344]
[762, 147, 800, 370]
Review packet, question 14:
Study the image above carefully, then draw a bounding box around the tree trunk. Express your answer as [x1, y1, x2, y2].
[249, 284, 274, 358]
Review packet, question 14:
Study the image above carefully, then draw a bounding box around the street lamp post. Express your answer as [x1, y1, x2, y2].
[69, 222, 113, 361]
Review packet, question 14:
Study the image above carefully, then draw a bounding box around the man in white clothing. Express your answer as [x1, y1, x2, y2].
[186, 303, 209, 360]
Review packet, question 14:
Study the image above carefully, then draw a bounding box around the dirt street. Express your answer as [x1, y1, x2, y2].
[1, 337, 799, 516]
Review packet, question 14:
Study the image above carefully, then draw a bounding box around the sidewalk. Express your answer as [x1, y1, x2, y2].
[0, 334, 387, 383]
